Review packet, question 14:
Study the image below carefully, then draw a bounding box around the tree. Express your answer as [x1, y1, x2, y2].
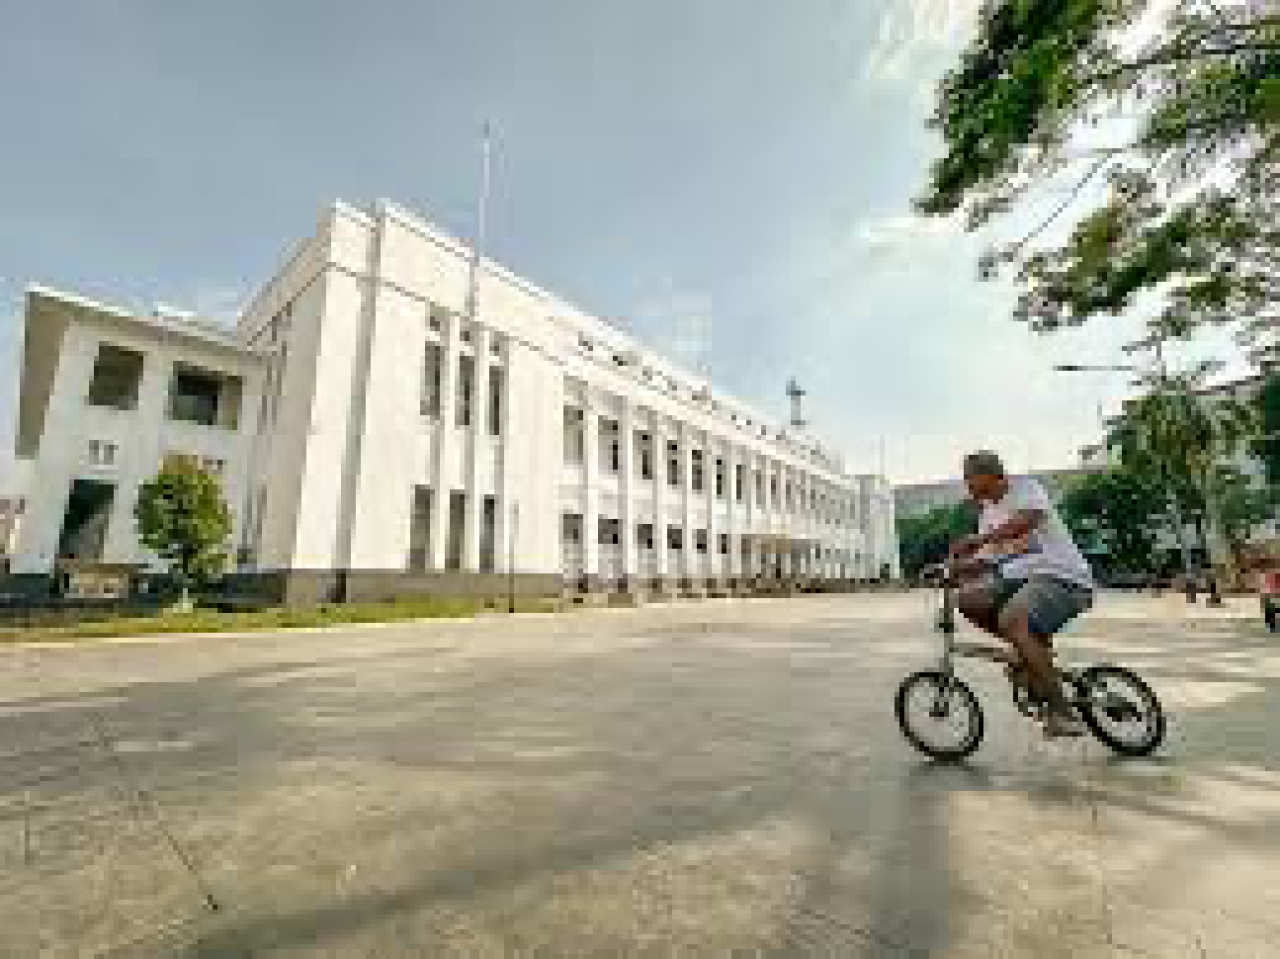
[135, 459, 231, 608]
[1057, 468, 1167, 577]
[918, 0, 1279, 361]
[1251, 371, 1280, 483]
[1107, 371, 1259, 582]
[897, 501, 978, 579]
[1212, 466, 1277, 567]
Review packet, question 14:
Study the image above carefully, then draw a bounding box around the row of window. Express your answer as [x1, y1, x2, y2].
[86, 343, 243, 430]
[406, 487, 499, 572]
[574, 335, 839, 474]
[563, 408, 857, 526]
[421, 341, 505, 434]
[562, 514, 855, 563]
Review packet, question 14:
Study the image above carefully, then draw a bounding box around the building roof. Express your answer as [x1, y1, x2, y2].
[25, 284, 248, 355]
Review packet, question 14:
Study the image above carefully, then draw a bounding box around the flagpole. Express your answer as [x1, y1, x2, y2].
[465, 122, 493, 324]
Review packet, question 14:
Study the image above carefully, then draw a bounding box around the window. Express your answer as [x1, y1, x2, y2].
[460, 327, 473, 345]
[755, 470, 764, 503]
[691, 449, 704, 493]
[666, 440, 681, 487]
[718, 533, 729, 555]
[445, 491, 466, 570]
[456, 355, 475, 427]
[169, 364, 240, 428]
[598, 517, 621, 546]
[715, 458, 726, 499]
[695, 529, 708, 554]
[562, 512, 584, 544]
[490, 335, 504, 356]
[421, 341, 443, 418]
[770, 475, 779, 507]
[428, 308, 443, 333]
[735, 464, 745, 503]
[87, 440, 117, 467]
[487, 367, 504, 436]
[408, 486, 434, 570]
[87, 344, 144, 409]
[201, 456, 226, 475]
[600, 418, 621, 473]
[667, 526, 684, 551]
[564, 407, 585, 464]
[637, 431, 654, 480]
[479, 496, 497, 572]
[637, 523, 655, 550]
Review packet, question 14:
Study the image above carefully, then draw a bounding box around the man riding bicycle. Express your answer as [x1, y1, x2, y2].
[949, 451, 1096, 737]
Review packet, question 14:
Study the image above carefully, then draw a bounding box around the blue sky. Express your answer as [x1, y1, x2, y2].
[1, 0, 1170, 488]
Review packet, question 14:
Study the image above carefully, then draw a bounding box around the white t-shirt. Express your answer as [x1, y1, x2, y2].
[978, 477, 1094, 589]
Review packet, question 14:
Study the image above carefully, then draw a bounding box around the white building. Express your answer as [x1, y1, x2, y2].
[9, 201, 899, 604]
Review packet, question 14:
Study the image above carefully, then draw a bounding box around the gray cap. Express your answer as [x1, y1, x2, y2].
[962, 450, 1005, 478]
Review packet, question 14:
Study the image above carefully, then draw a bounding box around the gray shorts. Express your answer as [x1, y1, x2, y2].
[989, 574, 1093, 639]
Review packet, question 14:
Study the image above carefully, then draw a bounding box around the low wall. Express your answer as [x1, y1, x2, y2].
[218, 570, 564, 607]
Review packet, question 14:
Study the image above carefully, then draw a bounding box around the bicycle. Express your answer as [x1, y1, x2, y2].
[895, 562, 1166, 762]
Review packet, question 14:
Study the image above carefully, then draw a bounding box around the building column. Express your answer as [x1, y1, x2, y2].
[583, 394, 600, 586]
[429, 309, 463, 571]
[680, 423, 694, 581]
[653, 418, 669, 581]
[495, 341, 516, 575]
[705, 443, 718, 581]
[619, 399, 636, 586]
[462, 326, 492, 571]
[725, 446, 738, 578]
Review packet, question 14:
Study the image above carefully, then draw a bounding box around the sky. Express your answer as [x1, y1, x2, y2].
[0, 0, 1217, 490]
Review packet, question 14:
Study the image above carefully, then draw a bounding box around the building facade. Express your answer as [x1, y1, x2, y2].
[10, 201, 899, 603]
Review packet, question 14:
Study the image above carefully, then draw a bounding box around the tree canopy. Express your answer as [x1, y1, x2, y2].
[135, 459, 231, 588]
[1252, 371, 1280, 482]
[919, 0, 1279, 361]
[897, 502, 978, 578]
[1059, 468, 1169, 573]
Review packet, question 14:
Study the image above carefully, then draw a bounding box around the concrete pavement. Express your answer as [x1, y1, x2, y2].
[0, 594, 1276, 957]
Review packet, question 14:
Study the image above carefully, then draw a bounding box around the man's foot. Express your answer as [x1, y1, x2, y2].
[1042, 710, 1085, 739]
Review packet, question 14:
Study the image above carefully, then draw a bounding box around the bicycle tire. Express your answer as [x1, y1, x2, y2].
[895, 670, 984, 762]
[1073, 664, 1166, 757]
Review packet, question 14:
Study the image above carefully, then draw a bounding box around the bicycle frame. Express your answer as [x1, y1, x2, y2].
[933, 562, 1014, 677]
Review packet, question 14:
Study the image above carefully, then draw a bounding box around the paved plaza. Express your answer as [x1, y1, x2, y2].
[0, 593, 1277, 957]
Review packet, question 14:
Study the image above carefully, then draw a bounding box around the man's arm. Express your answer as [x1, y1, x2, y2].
[951, 509, 1044, 557]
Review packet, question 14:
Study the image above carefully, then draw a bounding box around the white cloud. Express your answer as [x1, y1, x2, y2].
[863, 0, 984, 84]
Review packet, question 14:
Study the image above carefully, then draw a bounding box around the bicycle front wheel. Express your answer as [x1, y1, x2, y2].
[895, 670, 984, 762]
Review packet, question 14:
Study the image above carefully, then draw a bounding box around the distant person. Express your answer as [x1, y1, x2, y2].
[949, 451, 1096, 737]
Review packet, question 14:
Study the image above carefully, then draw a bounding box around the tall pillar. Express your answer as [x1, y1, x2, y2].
[462, 326, 492, 571]
[429, 309, 463, 570]
[583, 393, 600, 586]
[680, 423, 694, 581]
[732, 443, 742, 576]
[653, 417, 669, 582]
[705, 442, 718, 582]
[619, 398, 636, 585]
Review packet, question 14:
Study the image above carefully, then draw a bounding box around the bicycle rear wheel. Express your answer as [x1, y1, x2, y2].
[895, 670, 984, 762]
[1072, 664, 1165, 757]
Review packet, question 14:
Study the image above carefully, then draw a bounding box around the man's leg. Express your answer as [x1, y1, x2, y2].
[996, 597, 1068, 711]
[957, 574, 1019, 664]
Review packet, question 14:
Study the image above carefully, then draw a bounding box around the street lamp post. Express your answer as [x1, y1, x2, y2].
[1053, 360, 1207, 603]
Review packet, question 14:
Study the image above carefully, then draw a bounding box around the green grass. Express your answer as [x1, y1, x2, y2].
[0, 596, 562, 644]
